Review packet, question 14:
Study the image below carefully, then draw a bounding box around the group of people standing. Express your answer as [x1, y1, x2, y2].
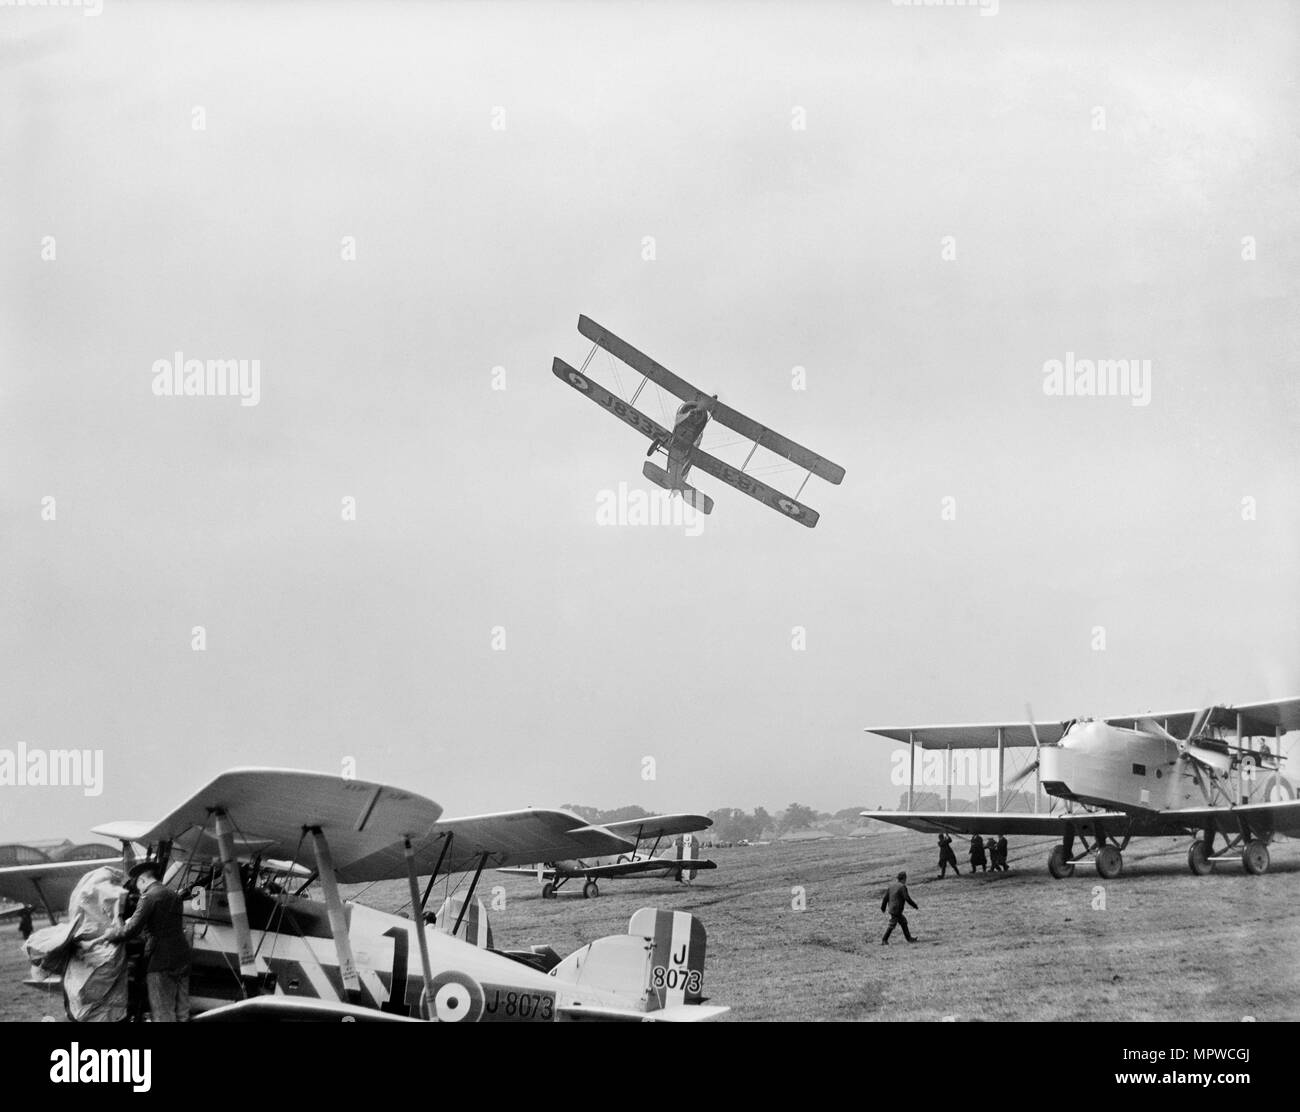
[936, 832, 1010, 876]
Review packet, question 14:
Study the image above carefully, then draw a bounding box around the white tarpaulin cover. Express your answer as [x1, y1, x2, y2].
[24, 865, 129, 1022]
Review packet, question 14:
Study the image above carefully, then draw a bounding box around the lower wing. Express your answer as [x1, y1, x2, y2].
[864, 811, 1133, 837]
[1159, 798, 1300, 838]
[687, 446, 819, 527]
[553, 358, 671, 445]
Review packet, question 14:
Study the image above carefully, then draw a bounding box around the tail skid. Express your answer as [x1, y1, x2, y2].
[642, 462, 714, 515]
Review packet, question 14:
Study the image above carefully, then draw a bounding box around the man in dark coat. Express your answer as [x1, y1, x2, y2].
[937, 834, 960, 877]
[969, 834, 987, 872]
[105, 863, 191, 1022]
[880, 871, 918, 944]
[996, 834, 1009, 871]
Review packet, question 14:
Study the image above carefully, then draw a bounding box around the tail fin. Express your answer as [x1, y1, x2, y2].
[434, 895, 494, 949]
[550, 907, 709, 1013]
[631, 908, 707, 1008]
[677, 832, 699, 882]
[642, 462, 714, 515]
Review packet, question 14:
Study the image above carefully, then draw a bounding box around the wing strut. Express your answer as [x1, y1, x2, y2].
[29, 877, 58, 926]
[309, 826, 361, 996]
[794, 470, 812, 501]
[451, 852, 489, 939]
[740, 441, 758, 472]
[213, 809, 257, 978]
[403, 837, 435, 1020]
[420, 832, 453, 912]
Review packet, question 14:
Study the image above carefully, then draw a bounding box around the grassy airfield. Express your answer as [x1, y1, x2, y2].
[4, 831, 1298, 1021]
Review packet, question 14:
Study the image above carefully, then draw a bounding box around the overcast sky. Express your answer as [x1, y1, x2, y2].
[2, 1, 1297, 840]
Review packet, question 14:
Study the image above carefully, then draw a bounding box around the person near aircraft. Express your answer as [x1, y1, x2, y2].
[17, 906, 33, 940]
[985, 836, 999, 871]
[969, 834, 987, 872]
[996, 835, 1009, 871]
[880, 871, 918, 944]
[937, 833, 960, 877]
[103, 862, 192, 1022]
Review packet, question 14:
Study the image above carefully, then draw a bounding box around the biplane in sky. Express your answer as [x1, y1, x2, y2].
[864, 697, 1300, 879]
[10, 768, 728, 1022]
[553, 315, 845, 527]
[496, 813, 715, 898]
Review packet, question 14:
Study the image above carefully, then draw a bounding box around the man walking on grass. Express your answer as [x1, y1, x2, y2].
[880, 871, 918, 945]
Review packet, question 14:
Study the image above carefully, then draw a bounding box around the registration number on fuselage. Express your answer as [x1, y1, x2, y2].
[483, 987, 555, 1022]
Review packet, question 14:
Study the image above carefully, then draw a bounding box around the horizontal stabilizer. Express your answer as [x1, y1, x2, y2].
[641, 462, 713, 515]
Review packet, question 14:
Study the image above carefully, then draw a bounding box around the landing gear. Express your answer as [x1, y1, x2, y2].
[1187, 839, 1213, 876]
[1046, 827, 1131, 879]
[582, 880, 600, 899]
[541, 882, 555, 899]
[1047, 846, 1075, 879]
[1242, 840, 1270, 875]
[1095, 845, 1123, 879]
[1187, 823, 1273, 876]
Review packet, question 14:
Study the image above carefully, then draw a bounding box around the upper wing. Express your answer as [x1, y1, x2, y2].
[862, 811, 1131, 836]
[578, 316, 845, 483]
[706, 399, 846, 484]
[91, 768, 447, 884]
[577, 315, 704, 404]
[0, 858, 120, 912]
[593, 814, 713, 841]
[687, 446, 819, 528]
[408, 810, 637, 874]
[862, 721, 1063, 749]
[552, 357, 671, 444]
[1105, 697, 1300, 738]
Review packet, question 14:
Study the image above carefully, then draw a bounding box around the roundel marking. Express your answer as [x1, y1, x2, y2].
[777, 498, 802, 517]
[1262, 774, 1296, 802]
[427, 971, 485, 1022]
[567, 371, 590, 392]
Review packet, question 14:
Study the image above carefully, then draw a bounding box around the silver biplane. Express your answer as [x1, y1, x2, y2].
[864, 697, 1300, 879]
[497, 814, 716, 899]
[553, 315, 846, 527]
[8, 768, 728, 1021]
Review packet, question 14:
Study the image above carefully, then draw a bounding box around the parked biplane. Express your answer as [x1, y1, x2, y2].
[864, 697, 1300, 879]
[12, 768, 728, 1021]
[497, 814, 715, 898]
[553, 315, 845, 527]
[0, 842, 120, 925]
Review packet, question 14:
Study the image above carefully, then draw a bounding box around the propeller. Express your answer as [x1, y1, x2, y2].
[1139, 706, 1233, 774]
[1007, 703, 1046, 787]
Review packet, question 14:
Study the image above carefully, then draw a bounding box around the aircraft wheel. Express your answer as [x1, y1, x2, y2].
[541, 883, 555, 899]
[1187, 840, 1214, 876]
[1242, 841, 1270, 876]
[1095, 845, 1123, 879]
[582, 881, 599, 899]
[1047, 846, 1074, 879]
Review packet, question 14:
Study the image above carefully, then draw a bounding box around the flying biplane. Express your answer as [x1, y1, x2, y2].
[12, 768, 728, 1022]
[553, 315, 846, 527]
[864, 697, 1300, 879]
[497, 814, 716, 898]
